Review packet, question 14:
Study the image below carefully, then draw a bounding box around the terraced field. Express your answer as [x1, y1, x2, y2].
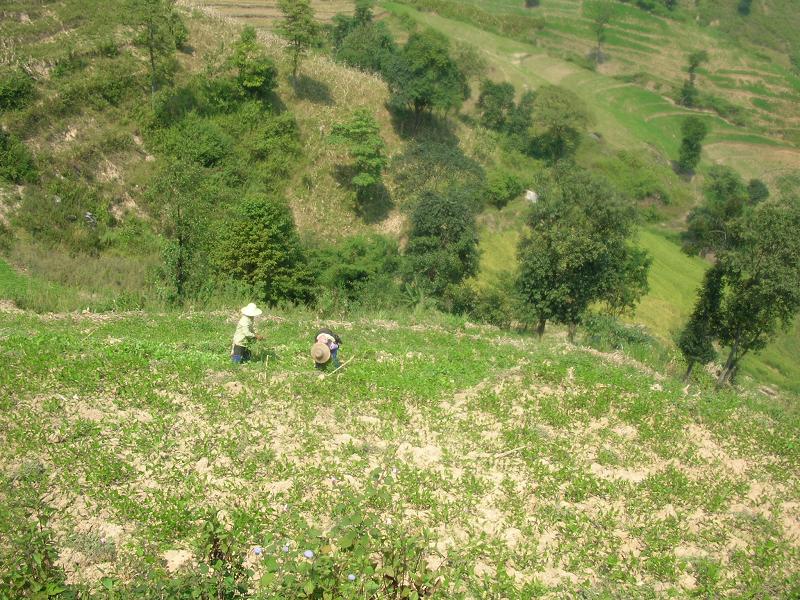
[193, 0, 355, 26]
[383, 2, 800, 186]
[394, 0, 800, 143]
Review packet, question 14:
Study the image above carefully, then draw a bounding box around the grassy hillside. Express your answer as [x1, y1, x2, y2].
[2, 306, 799, 596]
[388, 0, 800, 144]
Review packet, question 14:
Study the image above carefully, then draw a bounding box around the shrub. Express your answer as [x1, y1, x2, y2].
[0, 68, 35, 111]
[161, 114, 232, 167]
[85, 60, 140, 108]
[484, 169, 524, 209]
[311, 234, 401, 306]
[0, 130, 38, 184]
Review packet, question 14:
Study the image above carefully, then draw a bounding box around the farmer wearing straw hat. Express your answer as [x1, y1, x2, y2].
[311, 327, 342, 370]
[231, 303, 263, 363]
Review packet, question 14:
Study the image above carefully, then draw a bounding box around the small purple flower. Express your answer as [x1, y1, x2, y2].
[282, 545, 289, 553]
[253, 546, 263, 556]
[348, 574, 356, 582]
[304, 550, 314, 559]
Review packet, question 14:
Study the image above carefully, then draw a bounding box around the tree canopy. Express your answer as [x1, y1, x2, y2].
[384, 29, 469, 118]
[277, 0, 320, 79]
[516, 165, 650, 338]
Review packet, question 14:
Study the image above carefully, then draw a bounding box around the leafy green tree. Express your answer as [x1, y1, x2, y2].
[330, 109, 388, 201]
[678, 265, 723, 381]
[747, 178, 770, 204]
[215, 194, 313, 305]
[332, 0, 375, 48]
[232, 26, 278, 96]
[335, 21, 396, 74]
[277, 0, 320, 80]
[682, 166, 748, 256]
[712, 196, 800, 386]
[404, 187, 479, 297]
[737, 0, 753, 16]
[383, 29, 469, 119]
[147, 161, 211, 303]
[530, 86, 590, 160]
[687, 50, 708, 85]
[516, 165, 649, 340]
[677, 116, 709, 173]
[584, 1, 615, 64]
[131, 0, 186, 97]
[477, 80, 516, 131]
[678, 50, 708, 107]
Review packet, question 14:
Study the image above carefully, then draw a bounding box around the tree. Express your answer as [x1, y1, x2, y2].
[330, 109, 388, 201]
[131, 0, 186, 97]
[383, 29, 469, 120]
[335, 21, 396, 74]
[682, 166, 748, 256]
[477, 80, 516, 131]
[687, 50, 709, 85]
[678, 50, 708, 107]
[232, 26, 278, 96]
[677, 116, 709, 173]
[737, 0, 753, 16]
[530, 86, 590, 160]
[747, 178, 770, 204]
[678, 265, 723, 381]
[584, 1, 615, 64]
[277, 0, 320, 80]
[712, 196, 800, 386]
[331, 0, 378, 50]
[148, 161, 210, 303]
[404, 187, 480, 296]
[215, 194, 313, 305]
[516, 165, 649, 340]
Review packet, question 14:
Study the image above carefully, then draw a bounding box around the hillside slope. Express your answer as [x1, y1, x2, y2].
[1, 306, 799, 596]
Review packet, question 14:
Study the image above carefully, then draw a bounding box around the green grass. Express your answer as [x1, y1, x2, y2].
[1, 308, 799, 596]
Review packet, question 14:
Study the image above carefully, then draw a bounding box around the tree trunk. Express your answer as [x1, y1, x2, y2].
[717, 341, 739, 388]
[567, 323, 577, 344]
[683, 361, 695, 383]
[535, 318, 546, 338]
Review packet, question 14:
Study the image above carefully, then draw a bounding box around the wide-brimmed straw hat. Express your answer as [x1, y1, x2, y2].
[311, 342, 331, 364]
[241, 303, 262, 317]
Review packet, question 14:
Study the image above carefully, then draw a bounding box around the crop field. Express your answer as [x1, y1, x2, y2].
[192, 0, 356, 27]
[2, 307, 799, 596]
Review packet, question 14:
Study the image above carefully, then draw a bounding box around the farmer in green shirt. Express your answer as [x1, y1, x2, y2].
[231, 303, 263, 363]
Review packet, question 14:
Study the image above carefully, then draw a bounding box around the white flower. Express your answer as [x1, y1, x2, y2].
[253, 546, 263, 556]
[304, 550, 314, 559]
[348, 574, 356, 582]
